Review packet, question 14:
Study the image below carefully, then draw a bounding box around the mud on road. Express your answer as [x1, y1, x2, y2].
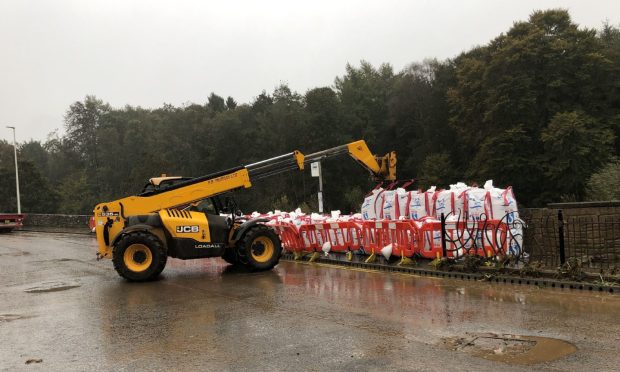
[1, 231, 619, 371]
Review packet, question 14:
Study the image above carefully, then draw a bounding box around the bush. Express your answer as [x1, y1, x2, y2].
[586, 159, 620, 201]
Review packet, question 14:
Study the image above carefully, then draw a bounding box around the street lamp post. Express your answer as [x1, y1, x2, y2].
[6, 126, 21, 214]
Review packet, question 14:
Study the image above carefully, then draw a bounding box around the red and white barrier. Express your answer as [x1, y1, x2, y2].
[269, 216, 515, 260]
[298, 221, 363, 254]
[360, 220, 419, 258]
[254, 179, 522, 260]
[271, 222, 304, 253]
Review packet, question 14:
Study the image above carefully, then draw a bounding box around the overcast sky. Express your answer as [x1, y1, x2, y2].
[1, 0, 618, 143]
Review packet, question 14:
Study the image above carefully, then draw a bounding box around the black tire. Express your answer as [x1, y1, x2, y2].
[112, 231, 167, 282]
[221, 248, 238, 265]
[236, 225, 282, 271]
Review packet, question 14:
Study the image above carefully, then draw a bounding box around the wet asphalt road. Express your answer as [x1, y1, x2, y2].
[1, 231, 619, 371]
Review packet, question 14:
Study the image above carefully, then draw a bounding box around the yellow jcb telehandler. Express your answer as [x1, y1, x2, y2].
[93, 140, 396, 281]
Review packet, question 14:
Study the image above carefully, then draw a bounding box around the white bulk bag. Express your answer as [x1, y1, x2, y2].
[433, 183, 469, 219]
[432, 189, 453, 218]
[380, 190, 399, 220]
[484, 180, 519, 222]
[397, 188, 411, 219]
[361, 188, 383, 220]
[465, 187, 491, 221]
[409, 187, 435, 220]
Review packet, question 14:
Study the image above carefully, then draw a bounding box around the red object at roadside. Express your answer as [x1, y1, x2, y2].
[0, 213, 26, 232]
[298, 221, 363, 254]
[360, 220, 419, 258]
[271, 222, 304, 252]
[89, 216, 96, 233]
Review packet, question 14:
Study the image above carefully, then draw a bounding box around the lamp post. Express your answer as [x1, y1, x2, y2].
[6, 126, 21, 214]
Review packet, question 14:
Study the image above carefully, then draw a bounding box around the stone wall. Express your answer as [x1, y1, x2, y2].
[23, 214, 91, 228]
[547, 201, 620, 221]
[522, 202, 620, 270]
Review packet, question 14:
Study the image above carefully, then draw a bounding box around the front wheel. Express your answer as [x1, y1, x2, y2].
[221, 248, 238, 265]
[236, 225, 282, 271]
[112, 232, 167, 281]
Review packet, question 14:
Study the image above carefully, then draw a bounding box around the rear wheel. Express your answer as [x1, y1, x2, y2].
[112, 232, 167, 281]
[236, 225, 282, 271]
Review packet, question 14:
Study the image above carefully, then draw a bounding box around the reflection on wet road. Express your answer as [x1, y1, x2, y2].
[1, 232, 619, 371]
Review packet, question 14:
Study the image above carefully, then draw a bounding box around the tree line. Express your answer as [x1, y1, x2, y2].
[1, 9, 619, 215]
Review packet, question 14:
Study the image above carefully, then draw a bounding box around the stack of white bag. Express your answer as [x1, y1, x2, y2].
[360, 180, 523, 255]
[253, 209, 363, 230]
[361, 180, 519, 222]
[245, 180, 523, 257]
[254, 209, 364, 256]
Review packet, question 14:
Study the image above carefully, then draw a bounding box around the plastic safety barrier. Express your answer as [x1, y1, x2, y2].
[412, 219, 444, 259]
[360, 220, 419, 258]
[298, 221, 363, 253]
[415, 218, 510, 259]
[270, 222, 304, 253]
[267, 216, 515, 260]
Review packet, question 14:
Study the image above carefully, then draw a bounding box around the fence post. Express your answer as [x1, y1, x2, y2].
[558, 209, 566, 265]
[440, 213, 447, 258]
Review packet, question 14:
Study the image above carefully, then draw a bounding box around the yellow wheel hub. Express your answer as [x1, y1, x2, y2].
[123, 244, 153, 272]
[251, 236, 275, 263]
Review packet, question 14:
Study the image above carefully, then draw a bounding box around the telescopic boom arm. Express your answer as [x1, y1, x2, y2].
[94, 140, 395, 217]
[246, 140, 396, 182]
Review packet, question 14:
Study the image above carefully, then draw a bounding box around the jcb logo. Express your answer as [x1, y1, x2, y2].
[176, 225, 199, 233]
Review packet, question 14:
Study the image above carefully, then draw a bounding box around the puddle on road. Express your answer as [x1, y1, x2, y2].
[29, 258, 87, 267]
[441, 332, 577, 365]
[48, 258, 80, 262]
[24, 280, 81, 293]
[0, 314, 34, 323]
[0, 250, 31, 257]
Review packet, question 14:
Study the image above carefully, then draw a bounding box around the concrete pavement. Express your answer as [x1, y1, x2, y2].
[1, 231, 619, 371]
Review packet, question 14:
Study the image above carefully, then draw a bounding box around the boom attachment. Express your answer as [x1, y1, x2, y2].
[304, 140, 396, 181]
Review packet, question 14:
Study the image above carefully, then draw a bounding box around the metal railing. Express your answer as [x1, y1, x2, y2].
[519, 209, 620, 272]
[436, 208, 620, 272]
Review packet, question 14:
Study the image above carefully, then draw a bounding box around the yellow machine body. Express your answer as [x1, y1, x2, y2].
[94, 168, 251, 258]
[160, 209, 211, 242]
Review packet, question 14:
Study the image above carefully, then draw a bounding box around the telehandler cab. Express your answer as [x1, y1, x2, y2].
[94, 140, 396, 281]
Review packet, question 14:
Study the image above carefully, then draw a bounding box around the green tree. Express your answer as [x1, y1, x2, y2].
[417, 152, 456, 190]
[226, 96, 237, 110]
[598, 23, 620, 154]
[387, 60, 457, 177]
[468, 126, 543, 203]
[20, 141, 49, 175]
[207, 93, 226, 113]
[586, 159, 620, 200]
[64, 96, 111, 198]
[57, 170, 97, 214]
[0, 149, 59, 213]
[448, 9, 618, 204]
[541, 111, 613, 200]
[335, 61, 395, 141]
